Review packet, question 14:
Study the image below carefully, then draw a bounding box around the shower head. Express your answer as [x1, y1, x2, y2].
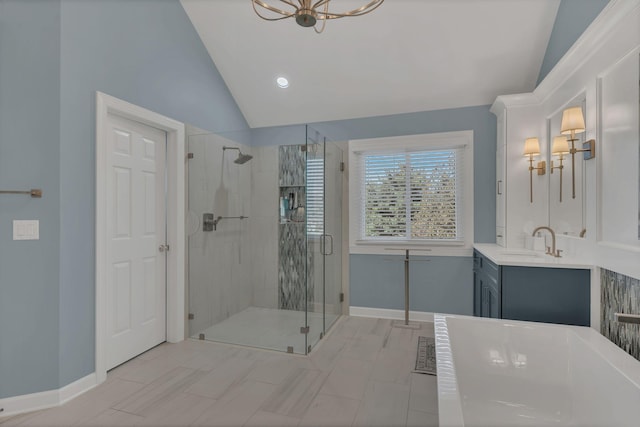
[234, 153, 253, 164]
[222, 146, 253, 165]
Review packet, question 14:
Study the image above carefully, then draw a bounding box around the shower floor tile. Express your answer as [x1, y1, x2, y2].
[191, 306, 339, 354]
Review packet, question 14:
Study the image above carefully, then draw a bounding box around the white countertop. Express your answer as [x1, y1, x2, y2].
[473, 243, 592, 269]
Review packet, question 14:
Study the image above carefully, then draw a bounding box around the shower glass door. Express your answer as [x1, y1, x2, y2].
[323, 140, 343, 332]
[305, 126, 343, 353]
[305, 127, 324, 352]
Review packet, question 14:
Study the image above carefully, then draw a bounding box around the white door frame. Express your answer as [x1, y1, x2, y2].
[95, 91, 185, 384]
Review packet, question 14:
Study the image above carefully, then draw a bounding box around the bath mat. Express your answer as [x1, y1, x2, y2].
[415, 336, 437, 375]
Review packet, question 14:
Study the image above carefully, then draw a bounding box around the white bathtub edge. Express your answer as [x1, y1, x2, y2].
[434, 313, 465, 427]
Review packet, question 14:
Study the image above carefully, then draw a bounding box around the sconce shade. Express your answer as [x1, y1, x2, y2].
[523, 137, 540, 156]
[552, 136, 570, 154]
[560, 107, 586, 135]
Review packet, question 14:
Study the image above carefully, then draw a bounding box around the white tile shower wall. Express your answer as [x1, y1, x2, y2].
[188, 133, 253, 335]
[249, 145, 279, 309]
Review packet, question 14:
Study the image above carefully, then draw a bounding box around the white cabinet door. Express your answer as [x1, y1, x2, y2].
[496, 111, 506, 246]
[106, 113, 167, 370]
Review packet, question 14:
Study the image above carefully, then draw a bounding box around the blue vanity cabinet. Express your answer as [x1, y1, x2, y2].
[473, 249, 590, 326]
[473, 250, 501, 319]
[501, 266, 590, 326]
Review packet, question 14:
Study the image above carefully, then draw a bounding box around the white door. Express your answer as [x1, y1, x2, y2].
[106, 113, 167, 370]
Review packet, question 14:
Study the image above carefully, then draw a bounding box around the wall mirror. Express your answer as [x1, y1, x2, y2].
[546, 96, 587, 238]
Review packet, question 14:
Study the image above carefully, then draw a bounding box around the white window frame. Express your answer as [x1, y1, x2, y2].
[348, 131, 474, 256]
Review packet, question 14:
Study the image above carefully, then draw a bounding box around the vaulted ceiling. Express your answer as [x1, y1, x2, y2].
[181, 0, 561, 128]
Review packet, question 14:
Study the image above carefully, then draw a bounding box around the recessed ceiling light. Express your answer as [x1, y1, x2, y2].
[276, 77, 289, 89]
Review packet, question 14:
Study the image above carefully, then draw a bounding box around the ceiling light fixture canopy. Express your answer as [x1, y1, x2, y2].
[251, 0, 384, 33]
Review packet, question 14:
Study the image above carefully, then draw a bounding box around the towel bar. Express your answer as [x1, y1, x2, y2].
[615, 313, 640, 325]
[0, 189, 42, 198]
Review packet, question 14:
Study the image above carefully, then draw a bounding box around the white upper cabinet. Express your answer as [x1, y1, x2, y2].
[496, 109, 506, 246]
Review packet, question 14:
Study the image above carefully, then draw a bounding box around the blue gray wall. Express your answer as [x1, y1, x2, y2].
[57, 0, 248, 388]
[537, 0, 609, 85]
[0, 0, 62, 399]
[253, 105, 497, 315]
[1, 0, 249, 399]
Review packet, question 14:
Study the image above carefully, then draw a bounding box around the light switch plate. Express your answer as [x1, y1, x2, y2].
[13, 220, 39, 240]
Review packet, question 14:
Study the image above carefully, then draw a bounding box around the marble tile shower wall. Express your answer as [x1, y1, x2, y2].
[601, 268, 640, 361]
[278, 145, 313, 311]
[187, 134, 253, 335]
[279, 144, 306, 187]
[249, 145, 279, 309]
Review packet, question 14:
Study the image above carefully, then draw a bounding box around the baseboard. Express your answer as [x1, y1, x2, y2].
[349, 306, 435, 322]
[0, 373, 97, 418]
[59, 373, 98, 404]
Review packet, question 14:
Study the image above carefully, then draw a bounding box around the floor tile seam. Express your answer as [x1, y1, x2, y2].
[106, 374, 150, 386]
[248, 408, 302, 425]
[366, 375, 412, 387]
[407, 406, 439, 416]
[110, 367, 177, 386]
[116, 371, 204, 416]
[193, 357, 259, 392]
[183, 375, 246, 402]
[314, 392, 362, 406]
[348, 394, 368, 427]
[327, 357, 375, 390]
[243, 377, 286, 387]
[372, 347, 413, 363]
[279, 370, 331, 419]
[189, 383, 275, 425]
[102, 407, 146, 419]
[96, 383, 151, 410]
[334, 354, 380, 373]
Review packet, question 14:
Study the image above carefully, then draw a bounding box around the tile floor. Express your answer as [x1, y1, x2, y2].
[1, 316, 439, 427]
[192, 307, 340, 355]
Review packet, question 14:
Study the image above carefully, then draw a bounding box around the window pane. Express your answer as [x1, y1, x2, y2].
[307, 157, 324, 235]
[409, 150, 457, 239]
[364, 154, 406, 237]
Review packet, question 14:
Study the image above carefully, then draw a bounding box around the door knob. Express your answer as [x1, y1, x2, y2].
[159, 244, 170, 253]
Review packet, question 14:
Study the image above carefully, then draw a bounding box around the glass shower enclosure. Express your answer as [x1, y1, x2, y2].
[186, 124, 342, 354]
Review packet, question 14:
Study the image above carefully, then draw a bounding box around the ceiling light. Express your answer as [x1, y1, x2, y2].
[252, 0, 384, 34]
[276, 77, 289, 88]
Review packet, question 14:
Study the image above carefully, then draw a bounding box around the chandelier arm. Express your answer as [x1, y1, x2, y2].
[317, 0, 383, 18]
[278, 0, 299, 9]
[312, 0, 331, 9]
[252, 0, 296, 18]
[313, 0, 329, 33]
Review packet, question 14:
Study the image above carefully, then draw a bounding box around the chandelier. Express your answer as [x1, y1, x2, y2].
[251, 0, 384, 33]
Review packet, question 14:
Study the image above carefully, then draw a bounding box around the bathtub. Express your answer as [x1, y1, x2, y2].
[434, 314, 640, 427]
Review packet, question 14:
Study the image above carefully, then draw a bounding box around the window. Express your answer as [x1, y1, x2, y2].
[306, 156, 324, 235]
[349, 131, 473, 255]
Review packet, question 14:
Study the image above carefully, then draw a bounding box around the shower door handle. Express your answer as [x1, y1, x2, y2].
[321, 234, 334, 256]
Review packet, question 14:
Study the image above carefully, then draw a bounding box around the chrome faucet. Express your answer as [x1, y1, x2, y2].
[532, 226, 561, 257]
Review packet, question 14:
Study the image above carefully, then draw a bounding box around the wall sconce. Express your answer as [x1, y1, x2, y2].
[523, 137, 546, 203]
[560, 106, 595, 199]
[550, 136, 570, 202]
